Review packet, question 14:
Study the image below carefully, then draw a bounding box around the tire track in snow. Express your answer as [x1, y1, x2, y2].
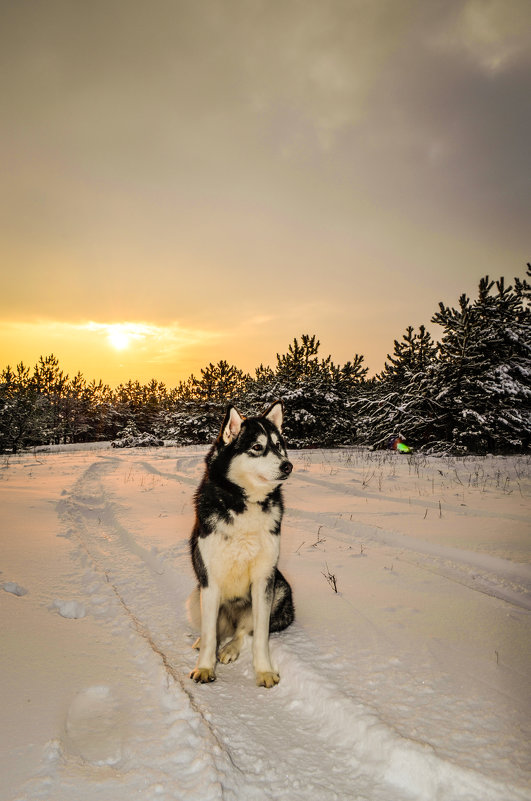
[294, 470, 530, 523]
[285, 504, 531, 611]
[55, 457, 247, 801]
[134, 459, 201, 487]
[54, 455, 530, 801]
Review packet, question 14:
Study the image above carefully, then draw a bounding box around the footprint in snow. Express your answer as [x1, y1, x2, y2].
[2, 582, 28, 596]
[65, 686, 125, 766]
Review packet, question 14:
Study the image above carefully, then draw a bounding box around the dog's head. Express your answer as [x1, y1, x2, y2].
[213, 401, 293, 497]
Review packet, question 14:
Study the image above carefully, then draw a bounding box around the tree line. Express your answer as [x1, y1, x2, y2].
[1, 267, 529, 455]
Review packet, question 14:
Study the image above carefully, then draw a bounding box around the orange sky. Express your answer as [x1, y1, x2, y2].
[1, 1, 530, 387]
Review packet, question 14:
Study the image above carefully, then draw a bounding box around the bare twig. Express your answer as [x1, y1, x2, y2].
[311, 526, 326, 547]
[321, 563, 338, 593]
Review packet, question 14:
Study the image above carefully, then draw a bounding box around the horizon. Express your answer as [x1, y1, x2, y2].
[1, 266, 527, 389]
[1, 1, 530, 388]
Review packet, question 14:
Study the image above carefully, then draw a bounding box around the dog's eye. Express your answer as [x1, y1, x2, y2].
[251, 443, 264, 452]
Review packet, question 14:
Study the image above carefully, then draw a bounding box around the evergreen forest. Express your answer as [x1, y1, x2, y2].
[1, 268, 530, 455]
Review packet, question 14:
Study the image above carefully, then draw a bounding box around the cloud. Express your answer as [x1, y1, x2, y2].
[233, 0, 421, 149]
[83, 321, 222, 361]
[430, 0, 531, 73]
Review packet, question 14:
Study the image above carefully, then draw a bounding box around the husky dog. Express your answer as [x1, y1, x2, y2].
[188, 401, 294, 688]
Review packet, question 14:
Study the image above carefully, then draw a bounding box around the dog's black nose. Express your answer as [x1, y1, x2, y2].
[280, 460, 293, 476]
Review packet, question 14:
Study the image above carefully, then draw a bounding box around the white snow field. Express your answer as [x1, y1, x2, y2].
[1, 444, 530, 801]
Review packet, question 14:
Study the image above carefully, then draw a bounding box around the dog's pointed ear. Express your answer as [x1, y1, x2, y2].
[264, 400, 283, 432]
[220, 405, 244, 445]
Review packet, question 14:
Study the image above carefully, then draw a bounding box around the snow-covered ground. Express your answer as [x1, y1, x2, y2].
[1, 444, 530, 801]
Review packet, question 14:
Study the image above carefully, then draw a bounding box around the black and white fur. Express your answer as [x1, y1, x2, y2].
[188, 401, 294, 688]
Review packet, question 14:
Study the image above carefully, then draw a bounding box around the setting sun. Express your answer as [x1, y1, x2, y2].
[107, 329, 131, 350]
[0, 320, 223, 387]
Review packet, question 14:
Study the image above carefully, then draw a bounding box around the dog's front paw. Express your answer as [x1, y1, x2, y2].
[190, 667, 216, 683]
[256, 670, 280, 688]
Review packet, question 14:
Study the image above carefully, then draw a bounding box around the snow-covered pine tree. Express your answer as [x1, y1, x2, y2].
[110, 379, 168, 438]
[157, 361, 251, 444]
[275, 335, 322, 383]
[381, 326, 437, 383]
[111, 418, 164, 448]
[32, 354, 69, 444]
[156, 401, 225, 445]
[431, 270, 531, 453]
[61, 372, 89, 444]
[82, 380, 114, 442]
[356, 325, 438, 449]
[0, 363, 46, 453]
[254, 335, 367, 447]
[189, 360, 250, 404]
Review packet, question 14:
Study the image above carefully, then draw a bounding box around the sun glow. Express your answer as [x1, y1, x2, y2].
[99, 322, 149, 351]
[107, 328, 131, 350]
[0, 319, 223, 386]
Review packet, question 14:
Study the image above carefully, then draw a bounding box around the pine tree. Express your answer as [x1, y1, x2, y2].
[158, 361, 251, 445]
[264, 335, 367, 447]
[189, 360, 250, 404]
[0, 363, 44, 452]
[381, 325, 437, 383]
[432, 271, 531, 452]
[356, 326, 439, 449]
[62, 372, 88, 444]
[86, 380, 115, 441]
[32, 354, 69, 444]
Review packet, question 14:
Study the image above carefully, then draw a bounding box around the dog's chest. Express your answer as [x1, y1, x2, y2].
[202, 503, 280, 600]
